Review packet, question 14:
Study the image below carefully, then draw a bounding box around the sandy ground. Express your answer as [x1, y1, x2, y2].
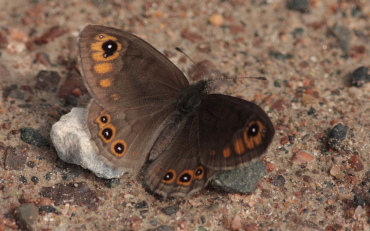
[0, 0, 370, 230]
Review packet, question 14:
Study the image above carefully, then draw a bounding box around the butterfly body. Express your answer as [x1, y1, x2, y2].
[78, 25, 274, 197]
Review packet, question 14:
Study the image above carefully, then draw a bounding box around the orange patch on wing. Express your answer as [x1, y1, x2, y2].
[99, 78, 112, 88]
[210, 150, 216, 156]
[94, 63, 113, 74]
[111, 93, 120, 101]
[234, 138, 246, 155]
[91, 41, 105, 51]
[223, 147, 232, 158]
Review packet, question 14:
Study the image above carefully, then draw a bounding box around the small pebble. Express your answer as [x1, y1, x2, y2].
[292, 150, 314, 165]
[327, 123, 348, 150]
[27, 161, 36, 168]
[14, 204, 39, 231]
[31, 176, 39, 185]
[307, 107, 316, 115]
[354, 194, 365, 207]
[163, 205, 179, 215]
[39, 206, 60, 215]
[325, 205, 337, 215]
[4, 146, 28, 170]
[348, 155, 364, 172]
[45, 172, 52, 181]
[287, 0, 310, 12]
[209, 14, 224, 27]
[329, 164, 342, 177]
[231, 214, 242, 230]
[20, 175, 28, 184]
[330, 24, 352, 54]
[351, 66, 369, 87]
[104, 178, 120, 188]
[135, 201, 148, 209]
[20, 127, 49, 148]
[271, 175, 286, 187]
[35, 70, 61, 92]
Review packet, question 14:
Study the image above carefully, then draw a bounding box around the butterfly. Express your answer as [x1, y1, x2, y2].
[78, 25, 274, 197]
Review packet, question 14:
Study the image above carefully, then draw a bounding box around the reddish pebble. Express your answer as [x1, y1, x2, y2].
[348, 155, 364, 172]
[280, 136, 290, 145]
[231, 214, 242, 230]
[179, 221, 186, 230]
[266, 162, 276, 172]
[292, 150, 314, 165]
[39, 197, 53, 206]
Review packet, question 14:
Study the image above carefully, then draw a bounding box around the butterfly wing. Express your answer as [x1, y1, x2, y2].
[145, 117, 215, 198]
[78, 24, 189, 110]
[198, 94, 275, 170]
[87, 100, 178, 173]
[79, 25, 189, 173]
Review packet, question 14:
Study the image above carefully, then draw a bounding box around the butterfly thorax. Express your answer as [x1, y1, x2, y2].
[176, 80, 208, 116]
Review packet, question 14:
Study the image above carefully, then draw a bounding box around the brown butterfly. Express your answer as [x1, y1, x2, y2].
[78, 25, 274, 197]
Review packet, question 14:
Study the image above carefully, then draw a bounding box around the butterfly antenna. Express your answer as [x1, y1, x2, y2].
[175, 47, 267, 82]
[175, 47, 197, 66]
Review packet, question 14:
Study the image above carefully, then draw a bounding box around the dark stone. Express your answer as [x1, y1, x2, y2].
[148, 225, 175, 231]
[4, 146, 28, 170]
[20, 175, 28, 184]
[31, 176, 39, 185]
[35, 70, 61, 92]
[8, 89, 25, 99]
[269, 51, 294, 60]
[291, 27, 305, 38]
[354, 194, 365, 206]
[27, 161, 36, 168]
[163, 205, 179, 215]
[104, 178, 120, 188]
[39, 206, 60, 215]
[307, 107, 316, 115]
[351, 66, 370, 88]
[274, 80, 282, 87]
[330, 24, 352, 54]
[210, 159, 267, 194]
[287, 0, 310, 12]
[65, 94, 78, 106]
[40, 182, 102, 210]
[3, 84, 18, 98]
[271, 175, 286, 187]
[201, 215, 206, 224]
[45, 172, 52, 181]
[328, 123, 348, 150]
[14, 204, 38, 231]
[20, 127, 49, 148]
[135, 201, 148, 209]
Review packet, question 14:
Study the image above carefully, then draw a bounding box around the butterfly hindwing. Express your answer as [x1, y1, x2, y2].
[87, 99, 177, 174]
[198, 94, 275, 170]
[145, 117, 215, 198]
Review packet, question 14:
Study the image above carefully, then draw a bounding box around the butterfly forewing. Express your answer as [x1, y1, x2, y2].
[78, 25, 189, 110]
